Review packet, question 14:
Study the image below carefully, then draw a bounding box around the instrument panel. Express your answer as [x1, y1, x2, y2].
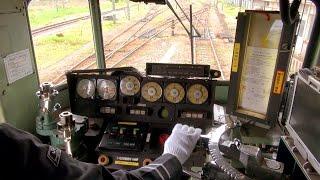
[66, 66, 217, 170]
[67, 67, 216, 128]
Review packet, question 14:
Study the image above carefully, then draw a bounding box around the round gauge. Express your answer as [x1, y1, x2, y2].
[120, 76, 141, 96]
[187, 84, 208, 104]
[164, 83, 185, 103]
[141, 82, 162, 102]
[76, 79, 95, 99]
[97, 79, 117, 100]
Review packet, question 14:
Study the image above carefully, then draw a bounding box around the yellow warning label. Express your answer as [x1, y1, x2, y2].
[232, 43, 241, 72]
[273, 71, 285, 94]
[115, 160, 139, 167]
[118, 122, 137, 126]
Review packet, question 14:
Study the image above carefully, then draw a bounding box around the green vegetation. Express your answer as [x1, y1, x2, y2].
[34, 22, 93, 69]
[29, 7, 88, 28]
[221, 1, 240, 18]
[101, 4, 147, 30]
[34, 5, 148, 69]
[28, 0, 127, 28]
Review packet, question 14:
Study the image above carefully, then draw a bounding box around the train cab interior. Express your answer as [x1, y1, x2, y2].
[0, 0, 319, 179]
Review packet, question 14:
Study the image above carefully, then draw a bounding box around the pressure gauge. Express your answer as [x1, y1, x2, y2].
[97, 79, 117, 100]
[187, 84, 208, 104]
[120, 76, 140, 96]
[141, 82, 162, 102]
[164, 83, 185, 103]
[76, 79, 95, 99]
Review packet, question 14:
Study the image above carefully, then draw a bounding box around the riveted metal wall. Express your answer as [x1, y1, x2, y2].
[0, 0, 39, 132]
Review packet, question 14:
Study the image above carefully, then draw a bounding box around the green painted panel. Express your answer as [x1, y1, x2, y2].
[215, 85, 229, 105]
[54, 86, 70, 109]
[0, 99, 5, 124]
[0, 1, 39, 133]
[0, 0, 23, 13]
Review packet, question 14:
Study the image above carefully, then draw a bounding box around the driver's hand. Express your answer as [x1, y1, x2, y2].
[163, 124, 202, 164]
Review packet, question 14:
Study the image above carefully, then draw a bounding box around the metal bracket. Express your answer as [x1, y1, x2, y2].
[165, 0, 201, 37]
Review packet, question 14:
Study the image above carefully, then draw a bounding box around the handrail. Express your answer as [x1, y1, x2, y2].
[302, 0, 320, 68]
[279, 0, 301, 25]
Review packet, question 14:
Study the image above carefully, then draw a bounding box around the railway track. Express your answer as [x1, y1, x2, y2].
[52, 6, 214, 84]
[194, 4, 226, 80]
[101, 7, 211, 69]
[96, 7, 210, 68]
[32, 6, 130, 37]
[52, 6, 165, 84]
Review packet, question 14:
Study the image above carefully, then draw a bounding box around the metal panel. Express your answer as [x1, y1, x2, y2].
[0, 0, 39, 132]
[215, 81, 229, 105]
[0, 100, 5, 124]
[0, 0, 23, 13]
[286, 70, 320, 175]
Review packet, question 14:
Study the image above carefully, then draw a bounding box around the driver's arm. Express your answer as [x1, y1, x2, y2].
[0, 123, 200, 180]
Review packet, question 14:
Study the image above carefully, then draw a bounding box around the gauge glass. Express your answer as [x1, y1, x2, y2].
[142, 82, 162, 102]
[120, 76, 140, 96]
[76, 79, 95, 99]
[164, 83, 185, 103]
[187, 84, 208, 104]
[97, 79, 117, 100]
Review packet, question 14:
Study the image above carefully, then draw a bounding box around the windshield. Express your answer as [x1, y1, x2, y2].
[28, 0, 316, 84]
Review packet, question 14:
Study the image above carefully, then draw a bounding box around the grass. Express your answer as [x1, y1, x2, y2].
[28, 0, 127, 28]
[34, 4, 148, 70]
[221, 1, 240, 18]
[101, 4, 148, 30]
[34, 22, 93, 69]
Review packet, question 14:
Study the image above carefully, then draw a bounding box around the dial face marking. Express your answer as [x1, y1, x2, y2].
[126, 81, 134, 90]
[148, 87, 156, 96]
[97, 79, 117, 100]
[141, 82, 162, 102]
[187, 84, 208, 104]
[164, 83, 185, 103]
[76, 79, 95, 99]
[120, 76, 140, 96]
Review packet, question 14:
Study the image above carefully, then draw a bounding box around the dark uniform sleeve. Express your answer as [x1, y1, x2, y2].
[0, 123, 182, 180]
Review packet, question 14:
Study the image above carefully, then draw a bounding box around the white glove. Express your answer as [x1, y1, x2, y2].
[163, 124, 202, 164]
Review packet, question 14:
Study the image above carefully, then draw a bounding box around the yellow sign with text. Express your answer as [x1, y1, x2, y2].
[115, 160, 139, 167]
[273, 71, 285, 94]
[232, 43, 241, 72]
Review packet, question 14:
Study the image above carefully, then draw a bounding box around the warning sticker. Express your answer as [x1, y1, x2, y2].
[232, 43, 241, 72]
[273, 71, 285, 94]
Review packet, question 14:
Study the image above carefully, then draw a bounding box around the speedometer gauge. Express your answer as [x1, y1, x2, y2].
[120, 76, 140, 96]
[97, 79, 117, 100]
[141, 82, 162, 102]
[76, 79, 95, 99]
[187, 84, 208, 104]
[164, 83, 185, 103]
